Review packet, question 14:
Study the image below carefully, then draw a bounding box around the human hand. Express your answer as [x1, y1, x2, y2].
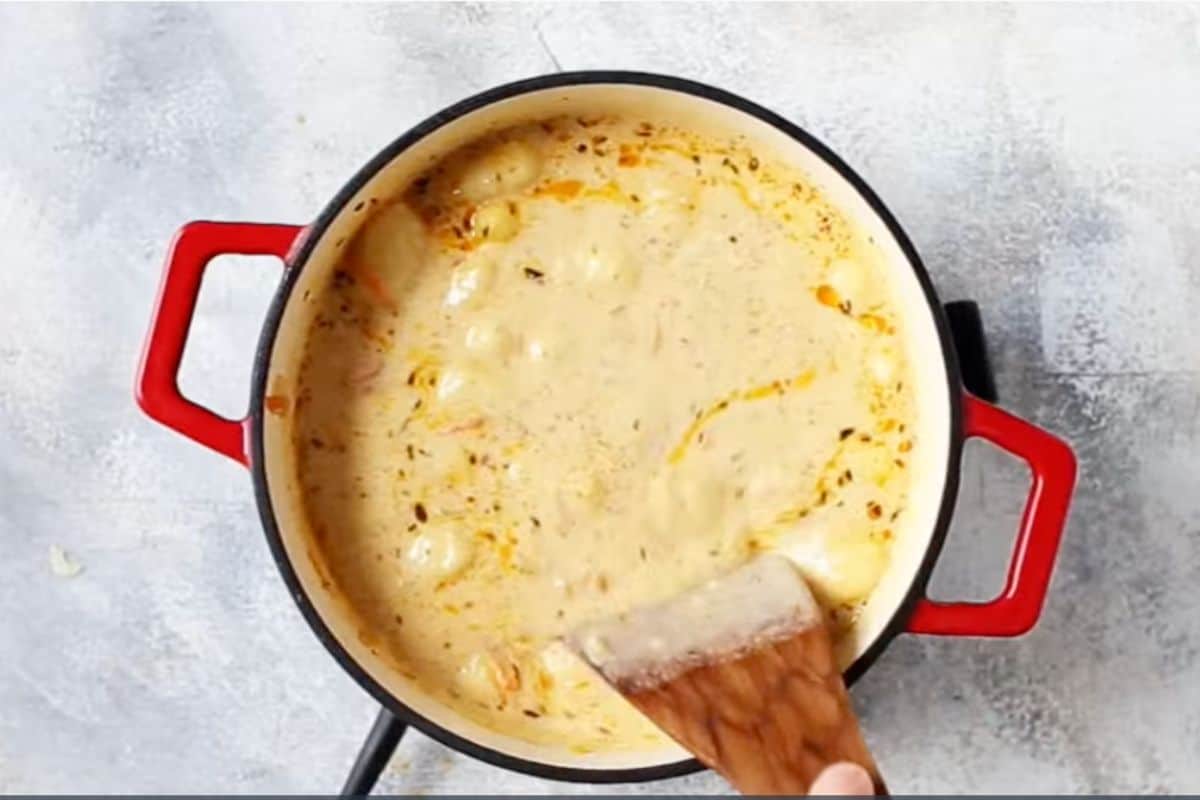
[808, 762, 877, 795]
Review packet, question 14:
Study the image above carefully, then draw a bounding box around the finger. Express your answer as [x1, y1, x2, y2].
[809, 761, 876, 795]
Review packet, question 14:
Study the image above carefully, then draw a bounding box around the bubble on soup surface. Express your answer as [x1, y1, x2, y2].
[458, 140, 542, 203]
[503, 457, 525, 484]
[827, 258, 867, 301]
[581, 633, 614, 665]
[526, 339, 547, 361]
[866, 345, 900, 386]
[524, 327, 570, 363]
[445, 256, 496, 308]
[565, 471, 607, 512]
[406, 523, 474, 580]
[844, 443, 898, 487]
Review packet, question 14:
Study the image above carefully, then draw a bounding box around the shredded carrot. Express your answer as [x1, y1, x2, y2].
[533, 179, 584, 200]
[443, 417, 486, 435]
[858, 313, 891, 334]
[355, 265, 397, 311]
[816, 284, 841, 308]
[583, 181, 625, 202]
[265, 394, 290, 416]
[668, 369, 816, 464]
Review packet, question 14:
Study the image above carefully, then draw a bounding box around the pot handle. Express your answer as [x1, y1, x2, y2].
[135, 221, 304, 467]
[341, 707, 408, 796]
[906, 395, 1077, 637]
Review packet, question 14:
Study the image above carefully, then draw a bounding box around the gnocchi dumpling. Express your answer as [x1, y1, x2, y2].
[406, 523, 474, 581]
[537, 640, 580, 680]
[457, 140, 542, 203]
[355, 202, 427, 268]
[522, 322, 572, 364]
[444, 256, 496, 308]
[469, 200, 521, 244]
[743, 465, 795, 509]
[578, 243, 639, 291]
[434, 365, 470, 402]
[458, 650, 517, 708]
[463, 319, 516, 363]
[644, 467, 728, 540]
[531, 641, 591, 713]
[562, 470, 608, 512]
[625, 167, 697, 219]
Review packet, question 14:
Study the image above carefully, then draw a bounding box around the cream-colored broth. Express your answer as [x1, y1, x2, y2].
[293, 115, 915, 753]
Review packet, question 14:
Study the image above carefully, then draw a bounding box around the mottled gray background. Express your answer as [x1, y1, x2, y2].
[1, 2, 1198, 794]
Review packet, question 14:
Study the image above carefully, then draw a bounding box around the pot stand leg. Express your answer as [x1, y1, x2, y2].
[340, 706, 408, 796]
[944, 300, 998, 403]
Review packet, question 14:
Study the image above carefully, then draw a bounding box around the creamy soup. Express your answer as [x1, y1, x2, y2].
[291, 114, 916, 753]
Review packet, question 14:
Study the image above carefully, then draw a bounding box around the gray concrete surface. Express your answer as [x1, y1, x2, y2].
[2, 3, 1198, 794]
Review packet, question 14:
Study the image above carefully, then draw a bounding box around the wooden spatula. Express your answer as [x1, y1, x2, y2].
[569, 555, 886, 795]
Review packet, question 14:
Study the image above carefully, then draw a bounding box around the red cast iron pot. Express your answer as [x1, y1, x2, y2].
[135, 72, 1077, 786]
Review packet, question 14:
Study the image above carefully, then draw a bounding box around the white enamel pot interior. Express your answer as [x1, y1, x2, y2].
[250, 73, 961, 782]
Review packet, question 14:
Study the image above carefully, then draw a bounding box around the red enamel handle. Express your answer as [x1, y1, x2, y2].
[907, 394, 1077, 637]
[135, 221, 304, 467]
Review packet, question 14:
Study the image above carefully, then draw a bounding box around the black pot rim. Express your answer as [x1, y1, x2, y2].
[249, 70, 965, 784]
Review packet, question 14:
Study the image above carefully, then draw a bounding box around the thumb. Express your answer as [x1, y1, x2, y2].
[808, 762, 876, 796]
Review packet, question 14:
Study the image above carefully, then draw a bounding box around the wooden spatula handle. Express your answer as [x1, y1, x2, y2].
[621, 625, 886, 795]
